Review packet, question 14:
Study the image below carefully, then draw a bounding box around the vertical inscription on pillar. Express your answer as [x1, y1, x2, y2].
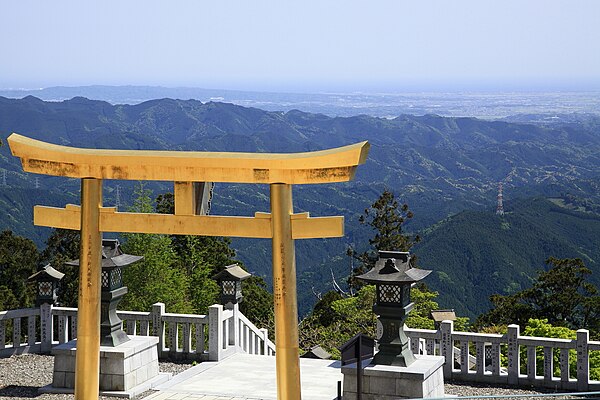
[280, 243, 286, 297]
[274, 277, 282, 306]
[87, 235, 93, 287]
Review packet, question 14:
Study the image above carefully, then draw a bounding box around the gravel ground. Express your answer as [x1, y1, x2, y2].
[444, 382, 583, 399]
[0, 354, 190, 400]
[0, 354, 591, 400]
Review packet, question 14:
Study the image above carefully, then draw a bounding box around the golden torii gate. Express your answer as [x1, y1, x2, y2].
[8, 133, 369, 400]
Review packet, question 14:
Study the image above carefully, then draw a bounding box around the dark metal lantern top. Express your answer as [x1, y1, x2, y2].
[355, 250, 431, 285]
[65, 239, 143, 269]
[28, 264, 65, 305]
[213, 264, 251, 304]
[28, 264, 65, 282]
[65, 239, 143, 291]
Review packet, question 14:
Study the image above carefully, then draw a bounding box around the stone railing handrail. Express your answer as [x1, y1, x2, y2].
[0, 303, 272, 362]
[117, 310, 152, 320]
[406, 321, 600, 392]
[238, 312, 276, 356]
[0, 308, 40, 319]
[0, 308, 41, 354]
[52, 307, 78, 316]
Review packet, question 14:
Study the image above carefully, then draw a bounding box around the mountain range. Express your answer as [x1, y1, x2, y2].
[0, 95, 599, 317]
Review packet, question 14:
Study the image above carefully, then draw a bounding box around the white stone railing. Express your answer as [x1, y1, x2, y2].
[238, 311, 275, 356]
[0, 307, 42, 355]
[406, 320, 600, 391]
[0, 303, 275, 362]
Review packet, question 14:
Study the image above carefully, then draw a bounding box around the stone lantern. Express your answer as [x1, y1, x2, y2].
[356, 250, 431, 367]
[66, 239, 142, 347]
[213, 264, 250, 307]
[28, 264, 65, 306]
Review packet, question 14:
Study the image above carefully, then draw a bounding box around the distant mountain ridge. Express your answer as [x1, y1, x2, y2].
[0, 95, 599, 315]
[2, 85, 599, 119]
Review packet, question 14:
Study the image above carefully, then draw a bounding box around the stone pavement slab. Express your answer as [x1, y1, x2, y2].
[144, 353, 342, 400]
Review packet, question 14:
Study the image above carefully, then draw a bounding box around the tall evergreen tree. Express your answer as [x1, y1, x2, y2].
[347, 189, 419, 291]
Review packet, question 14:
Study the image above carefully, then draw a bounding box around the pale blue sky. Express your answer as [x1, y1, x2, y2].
[1, 0, 599, 92]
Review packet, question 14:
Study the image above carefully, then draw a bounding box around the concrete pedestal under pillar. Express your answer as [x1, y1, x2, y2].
[42, 335, 170, 398]
[342, 355, 445, 400]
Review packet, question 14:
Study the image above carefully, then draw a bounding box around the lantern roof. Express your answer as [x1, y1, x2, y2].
[430, 309, 457, 322]
[356, 250, 431, 284]
[65, 239, 143, 268]
[28, 264, 65, 282]
[213, 264, 251, 281]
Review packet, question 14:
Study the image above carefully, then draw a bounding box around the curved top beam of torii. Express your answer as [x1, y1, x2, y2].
[8, 133, 369, 184]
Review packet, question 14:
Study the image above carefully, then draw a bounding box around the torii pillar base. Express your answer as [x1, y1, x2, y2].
[46, 336, 168, 397]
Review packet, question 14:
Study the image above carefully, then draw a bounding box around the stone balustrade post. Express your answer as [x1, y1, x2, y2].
[208, 304, 223, 361]
[152, 303, 165, 358]
[577, 329, 589, 391]
[260, 328, 269, 355]
[40, 303, 53, 353]
[12, 316, 21, 348]
[507, 324, 520, 385]
[441, 320, 454, 378]
[27, 315, 36, 346]
[229, 303, 239, 347]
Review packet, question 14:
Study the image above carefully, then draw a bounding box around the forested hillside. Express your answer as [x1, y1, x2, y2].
[1, 96, 599, 315]
[415, 197, 600, 318]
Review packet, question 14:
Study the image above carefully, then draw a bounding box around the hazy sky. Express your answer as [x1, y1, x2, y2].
[1, 1, 599, 92]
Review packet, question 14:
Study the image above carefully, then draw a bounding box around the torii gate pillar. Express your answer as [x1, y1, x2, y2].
[8, 133, 369, 400]
[271, 183, 301, 397]
[76, 178, 103, 399]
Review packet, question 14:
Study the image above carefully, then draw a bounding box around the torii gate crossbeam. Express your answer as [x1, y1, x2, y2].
[8, 133, 369, 400]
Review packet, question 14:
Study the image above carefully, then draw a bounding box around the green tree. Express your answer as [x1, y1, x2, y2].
[154, 190, 273, 320]
[406, 284, 439, 329]
[347, 189, 419, 291]
[240, 276, 274, 333]
[120, 184, 192, 313]
[0, 285, 19, 310]
[311, 291, 344, 327]
[298, 284, 462, 358]
[40, 229, 80, 307]
[299, 285, 376, 358]
[476, 257, 600, 336]
[0, 230, 39, 309]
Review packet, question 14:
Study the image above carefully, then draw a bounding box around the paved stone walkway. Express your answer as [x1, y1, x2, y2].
[143, 353, 342, 400]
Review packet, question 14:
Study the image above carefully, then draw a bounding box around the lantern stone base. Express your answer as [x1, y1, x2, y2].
[342, 355, 445, 400]
[45, 336, 169, 397]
